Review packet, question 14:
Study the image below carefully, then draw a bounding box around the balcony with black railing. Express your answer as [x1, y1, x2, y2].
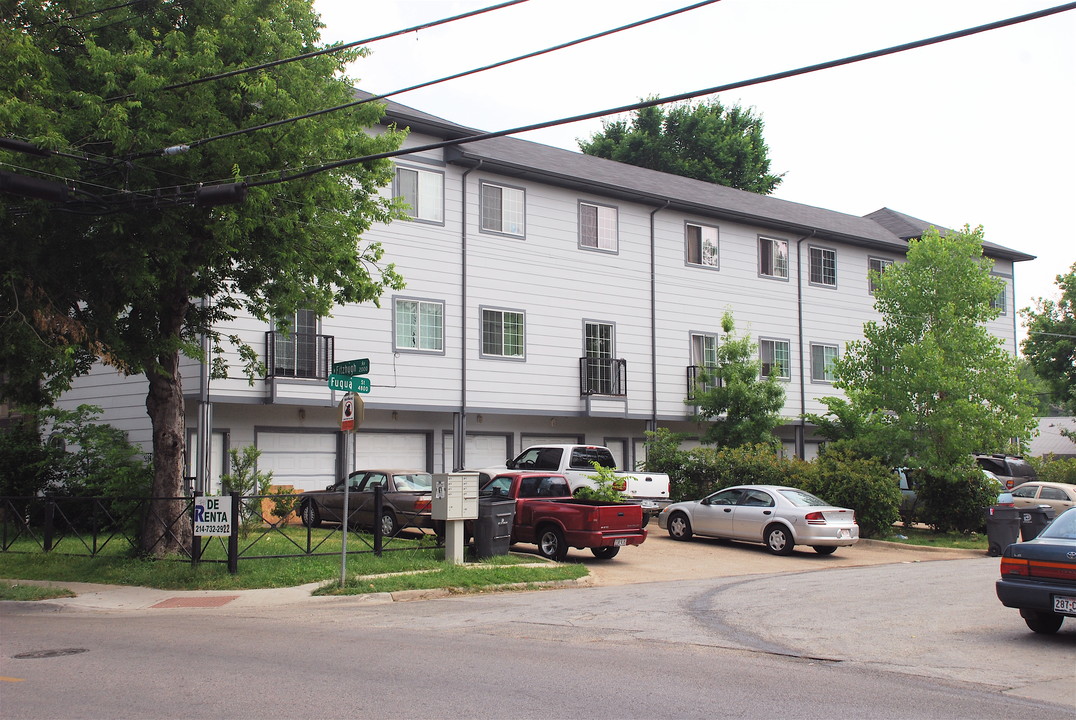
[265, 331, 334, 380]
[579, 357, 627, 396]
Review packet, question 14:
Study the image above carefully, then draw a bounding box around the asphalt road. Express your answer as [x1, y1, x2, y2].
[2, 543, 1074, 719]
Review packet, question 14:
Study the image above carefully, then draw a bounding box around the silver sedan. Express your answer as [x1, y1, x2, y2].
[658, 485, 859, 555]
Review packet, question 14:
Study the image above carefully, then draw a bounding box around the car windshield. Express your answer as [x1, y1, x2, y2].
[777, 488, 829, 507]
[1040, 508, 1076, 540]
[392, 473, 433, 491]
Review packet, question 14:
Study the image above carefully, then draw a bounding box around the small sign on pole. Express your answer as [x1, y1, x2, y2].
[340, 394, 355, 432]
[193, 496, 232, 536]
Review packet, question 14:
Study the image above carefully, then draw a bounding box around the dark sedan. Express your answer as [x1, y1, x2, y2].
[297, 469, 435, 536]
[995, 506, 1076, 634]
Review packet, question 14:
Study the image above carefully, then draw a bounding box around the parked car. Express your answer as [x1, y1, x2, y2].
[657, 485, 859, 555]
[297, 469, 435, 536]
[995, 506, 1076, 634]
[1009, 481, 1076, 515]
[973, 454, 1037, 490]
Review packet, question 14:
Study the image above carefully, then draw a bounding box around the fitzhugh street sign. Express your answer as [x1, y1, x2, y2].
[332, 358, 369, 376]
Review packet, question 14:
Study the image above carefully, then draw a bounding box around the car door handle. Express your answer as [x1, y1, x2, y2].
[723, 508, 732, 513]
[763, 510, 771, 515]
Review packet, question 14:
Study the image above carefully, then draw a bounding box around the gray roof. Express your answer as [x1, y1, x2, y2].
[364, 91, 1034, 263]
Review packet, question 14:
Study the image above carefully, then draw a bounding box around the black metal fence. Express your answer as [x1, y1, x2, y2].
[1, 486, 439, 574]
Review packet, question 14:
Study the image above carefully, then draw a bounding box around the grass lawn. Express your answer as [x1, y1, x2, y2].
[0, 525, 587, 597]
[880, 524, 989, 550]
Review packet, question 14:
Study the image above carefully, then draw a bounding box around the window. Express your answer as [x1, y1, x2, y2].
[480, 182, 525, 236]
[809, 246, 837, 287]
[691, 333, 718, 368]
[584, 321, 616, 395]
[811, 343, 839, 382]
[760, 338, 791, 380]
[868, 257, 894, 294]
[991, 279, 1007, 313]
[272, 308, 320, 378]
[394, 298, 443, 352]
[395, 166, 443, 223]
[481, 308, 524, 358]
[580, 202, 618, 251]
[759, 237, 788, 279]
[686, 223, 719, 267]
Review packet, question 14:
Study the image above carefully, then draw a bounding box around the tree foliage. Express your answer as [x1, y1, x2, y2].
[1021, 263, 1076, 413]
[1, 1, 406, 553]
[578, 99, 783, 194]
[689, 311, 786, 448]
[833, 226, 1037, 475]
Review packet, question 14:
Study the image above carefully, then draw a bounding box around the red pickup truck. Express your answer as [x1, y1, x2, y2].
[481, 471, 647, 560]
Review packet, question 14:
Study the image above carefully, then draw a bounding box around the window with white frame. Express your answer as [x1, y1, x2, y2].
[990, 278, 1007, 313]
[691, 333, 718, 369]
[272, 308, 320, 378]
[686, 223, 719, 267]
[868, 257, 894, 294]
[395, 166, 444, 223]
[394, 298, 444, 352]
[759, 237, 789, 279]
[481, 308, 524, 358]
[760, 338, 791, 380]
[811, 343, 839, 382]
[579, 202, 617, 251]
[480, 182, 525, 236]
[809, 246, 837, 287]
[584, 321, 616, 395]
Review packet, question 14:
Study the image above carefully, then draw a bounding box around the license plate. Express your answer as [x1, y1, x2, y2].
[1054, 595, 1076, 614]
[613, 538, 627, 547]
[837, 529, 850, 539]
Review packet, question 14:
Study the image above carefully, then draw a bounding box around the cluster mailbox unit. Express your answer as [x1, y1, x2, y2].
[432, 472, 479, 564]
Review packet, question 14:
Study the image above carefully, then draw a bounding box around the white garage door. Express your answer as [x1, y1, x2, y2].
[354, 432, 426, 470]
[442, 434, 509, 472]
[521, 434, 581, 450]
[258, 431, 338, 492]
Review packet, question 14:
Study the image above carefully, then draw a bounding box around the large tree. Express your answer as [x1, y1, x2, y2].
[690, 311, 786, 447]
[832, 226, 1037, 473]
[1021, 263, 1076, 414]
[578, 99, 783, 194]
[1, 1, 406, 554]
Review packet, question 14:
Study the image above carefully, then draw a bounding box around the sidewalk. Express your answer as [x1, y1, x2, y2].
[3, 538, 988, 612]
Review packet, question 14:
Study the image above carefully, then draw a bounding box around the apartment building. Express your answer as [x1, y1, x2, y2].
[55, 94, 1032, 492]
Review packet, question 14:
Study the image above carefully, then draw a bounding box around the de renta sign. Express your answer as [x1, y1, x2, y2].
[194, 496, 232, 536]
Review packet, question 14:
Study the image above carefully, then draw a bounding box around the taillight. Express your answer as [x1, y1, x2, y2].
[1000, 557, 1029, 576]
[415, 496, 432, 512]
[805, 511, 826, 525]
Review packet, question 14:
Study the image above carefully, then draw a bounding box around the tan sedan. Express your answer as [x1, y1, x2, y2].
[1010, 481, 1076, 515]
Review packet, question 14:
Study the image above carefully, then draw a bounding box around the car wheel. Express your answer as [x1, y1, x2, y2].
[379, 511, 398, 538]
[590, 546, 620, 560]
[813, 545, 837, 555]
[765, 524, 795, 555]
[1020, 609, 1065, 634]
[300, 501, 321, 529]
[667, 512, 693, 541]
[537, 526, 568, 561]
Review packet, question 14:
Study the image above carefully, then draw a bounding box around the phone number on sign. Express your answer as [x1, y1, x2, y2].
[195, 524, 231, 535]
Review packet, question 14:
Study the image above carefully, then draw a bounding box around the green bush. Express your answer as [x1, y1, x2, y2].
[219, 446, 274, 537]
[575, 463, 629, 503]
[1033, 455, 1076, 485]
[804, 446, 900, 538]
[915, 466, 996, 534]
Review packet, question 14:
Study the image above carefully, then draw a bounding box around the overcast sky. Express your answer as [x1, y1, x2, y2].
[313, 0, 1075, 336]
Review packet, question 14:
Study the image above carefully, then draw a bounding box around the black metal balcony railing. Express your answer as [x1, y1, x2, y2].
[265, 331, 334, 380]
[687, 365, 722, 401]
[579, 357, 627, 396]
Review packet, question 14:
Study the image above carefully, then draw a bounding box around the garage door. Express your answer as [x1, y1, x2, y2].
[521, 434, 581, 450]
[354, 432, 427, 470]
[442, 434, 508, 472]
[258, 431, 338, 492]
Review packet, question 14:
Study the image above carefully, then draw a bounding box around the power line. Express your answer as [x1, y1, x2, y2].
[134, 0, 724, 160]
[103, 0, 530, 103]
[244, 2, 1076, 190]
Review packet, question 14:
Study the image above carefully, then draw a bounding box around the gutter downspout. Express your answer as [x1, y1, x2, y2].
[649, 201, 670, 436]
[455, 160, 482, 472]
[795, 230, 817, 459]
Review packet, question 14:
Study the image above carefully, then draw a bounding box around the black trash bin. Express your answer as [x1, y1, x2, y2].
[1019, 505, 1056, 541]
[474, 497, 515, 559]
[984, 505, 1020, 556]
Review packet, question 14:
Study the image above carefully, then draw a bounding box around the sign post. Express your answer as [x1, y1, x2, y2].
[329, 359, 369, 587]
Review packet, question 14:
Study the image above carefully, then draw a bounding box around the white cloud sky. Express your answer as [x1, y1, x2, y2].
[313, 0, 1076, 332]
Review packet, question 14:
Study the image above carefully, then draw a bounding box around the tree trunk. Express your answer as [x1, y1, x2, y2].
[140, 347, 191, 556]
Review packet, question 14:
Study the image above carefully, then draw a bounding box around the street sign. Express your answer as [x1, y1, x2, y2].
[328, 373, 370, 394]
[332, 358, 369, 376]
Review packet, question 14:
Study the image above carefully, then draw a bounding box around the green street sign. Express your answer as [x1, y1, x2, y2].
[328, 374, 370, 394]
[332, 358, 369, 376]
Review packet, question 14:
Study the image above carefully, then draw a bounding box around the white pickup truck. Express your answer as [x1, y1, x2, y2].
[503, 444, 672, 522]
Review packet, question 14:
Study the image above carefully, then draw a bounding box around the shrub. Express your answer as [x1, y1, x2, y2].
[219, 446, 274, 537]
[575, 462, 629, 503]
[915, 466, 996, 534]
[1033, 455, 1076, 485]
[649, 439, 810, 502]
[804, 446, 900, 538]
